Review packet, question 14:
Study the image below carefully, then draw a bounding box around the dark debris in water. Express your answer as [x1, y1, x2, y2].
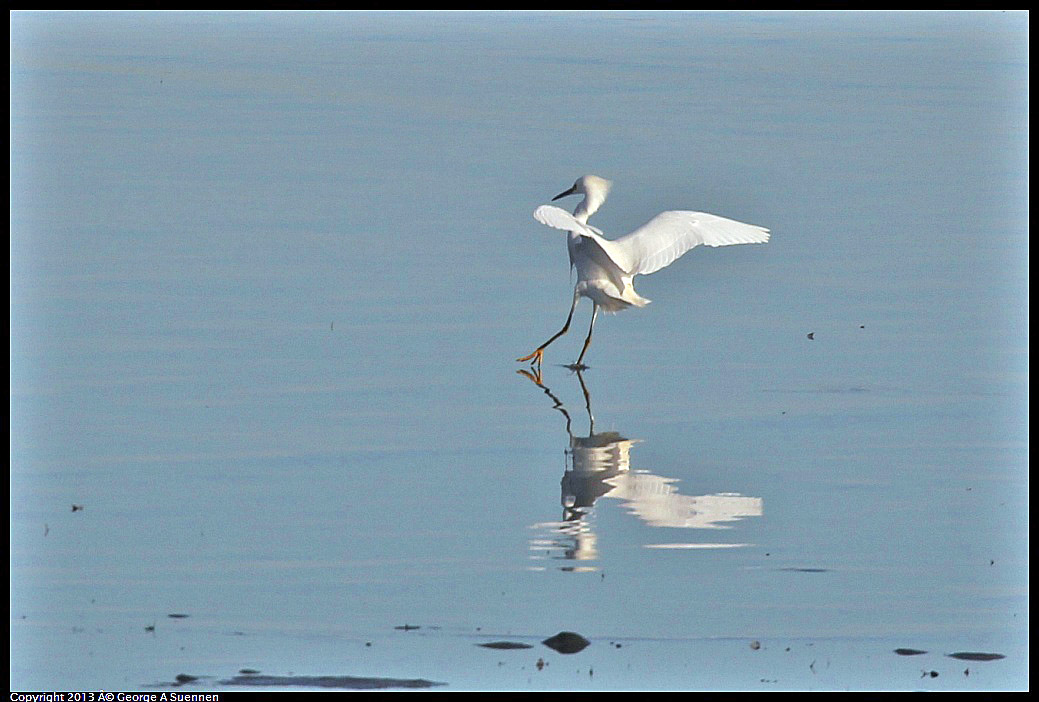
[947, 651, 1006, 661]
[220, 675, 446, 689]
[894, 648, 928, 656]
[477, 641, 533, 650]
[542, 631, 590, 654]
[150, 674, 204, 688]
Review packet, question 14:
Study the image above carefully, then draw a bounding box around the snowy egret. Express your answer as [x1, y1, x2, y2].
[517, 175, 770, 369]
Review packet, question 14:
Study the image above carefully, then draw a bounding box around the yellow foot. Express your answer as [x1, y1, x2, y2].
[516, 348, 544, 365]
[516, 368, 544, 385]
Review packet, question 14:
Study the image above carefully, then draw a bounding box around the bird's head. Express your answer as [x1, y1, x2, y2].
[552, 175, 613, 202]
[552, 175, 612, 223]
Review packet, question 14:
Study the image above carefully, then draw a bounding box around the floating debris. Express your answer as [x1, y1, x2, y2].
[72, 504, 84, 512]
[922, 670, 939, 678]
[477, 641, 533, 650]
[536, 658, 545, 671]
[542, 631, 590, 654]
[151, 674, 205, 688]
[806, 332, 814, 340]
[239, 669, 260, 675]
[779, 567, 829, 573]
[167, 613, 189, 619]
[394, 624, 420, 631]
[947, 652, 1006, 661]
[894, 648, 928, 656]
[221, 675, 445, 689]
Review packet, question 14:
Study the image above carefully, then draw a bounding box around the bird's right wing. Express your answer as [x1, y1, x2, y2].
[613, 211, 770, 276]
[533, 205, 632, 273]
[533, 205, 602, 238]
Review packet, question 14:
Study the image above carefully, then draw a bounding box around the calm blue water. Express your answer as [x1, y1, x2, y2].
[11, 11, 1028, 691]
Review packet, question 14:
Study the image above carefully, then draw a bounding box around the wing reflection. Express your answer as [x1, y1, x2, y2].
[519, 369, 762, 571]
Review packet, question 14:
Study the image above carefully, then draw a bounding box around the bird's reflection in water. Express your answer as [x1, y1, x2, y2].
[518, 369, 762, 572]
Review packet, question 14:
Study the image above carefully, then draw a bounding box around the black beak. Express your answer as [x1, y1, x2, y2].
[552, 185, 578, 201]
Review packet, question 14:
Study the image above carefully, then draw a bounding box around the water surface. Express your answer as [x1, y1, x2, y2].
[10, 11, 1028, 691]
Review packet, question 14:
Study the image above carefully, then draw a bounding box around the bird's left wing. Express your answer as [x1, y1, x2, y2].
[613, 211, 770, 276]
[533, 205, 633, 273]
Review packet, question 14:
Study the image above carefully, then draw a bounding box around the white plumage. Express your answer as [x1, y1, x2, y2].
[518, 175, 769, 369]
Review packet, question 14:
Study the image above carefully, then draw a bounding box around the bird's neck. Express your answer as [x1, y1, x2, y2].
[574, 191, 606, 224]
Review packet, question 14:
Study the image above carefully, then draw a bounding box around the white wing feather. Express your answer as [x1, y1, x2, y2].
[534, 205, 769, 277]
[533, 205, 629, 273]
[613, 211, 770, 275]
[533, 205, 602, 238]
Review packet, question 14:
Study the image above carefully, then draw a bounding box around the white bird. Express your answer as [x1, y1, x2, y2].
[517, 175, 770, 369]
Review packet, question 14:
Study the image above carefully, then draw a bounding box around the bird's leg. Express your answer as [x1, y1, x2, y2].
[517, 293, 579, 366]
[574, 368, 594, 433]
[569, 304, 599, 370]
[516, 366, 546, 386]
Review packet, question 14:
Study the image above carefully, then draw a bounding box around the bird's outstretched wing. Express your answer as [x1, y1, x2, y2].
[533, 205, 604, 238]
[535, 205, 769, 277]
[613, 211, 770, 276]
[533, 205, 630, 273]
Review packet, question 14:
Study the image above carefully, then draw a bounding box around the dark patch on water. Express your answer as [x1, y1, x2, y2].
[894, 648, 928, 656]
[220, 674, 446, 689]
[149, 673, 206, 688]
[947, 651, 1006, 661]
[542, 631, 590, 654]
[477, 641, 533, 650]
